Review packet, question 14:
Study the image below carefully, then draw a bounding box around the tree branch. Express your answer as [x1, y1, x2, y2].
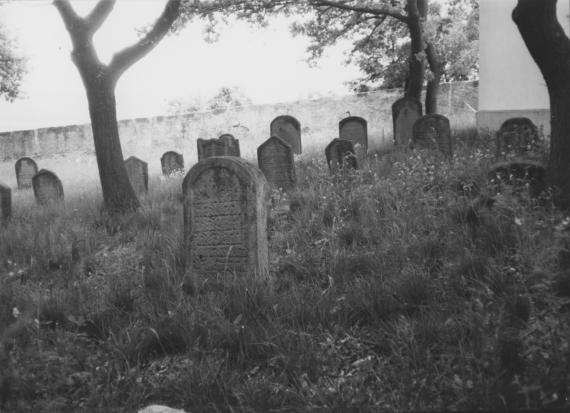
[311, 0, 409, 23]
[108, 0, 181, 82]
[53, 0, 86, 44]
[85, 0, 116, 36]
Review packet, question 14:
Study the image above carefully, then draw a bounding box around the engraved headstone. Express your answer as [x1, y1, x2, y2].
[270, 115, 302, 154]
[124, 156, 148, 195]
[325, 138, 358, 174]
[197, 135, 241, 161]
[257, 135, 296, 190]
[15, 157, 38, 189]
[412, 114, 453, 159]
[339, 116, 368, 163]
[32, 169, 64, 205]
[183, 157, 269, 278]
[496, 117, 540, 158]
[161, 151, 184, 176]
[392, 97, 422, 147]
[0, 182, 11, 221]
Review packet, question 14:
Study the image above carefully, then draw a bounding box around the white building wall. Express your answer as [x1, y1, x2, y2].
[477, 0, 570, 134]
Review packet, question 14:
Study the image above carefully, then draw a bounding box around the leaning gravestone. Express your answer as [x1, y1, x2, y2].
[32, 169, 64, 205]
[339, 116, 368, 164]
[257, 135, 296, 190]
[161, 151, 184, 176]
[0, 182, 11, 221]
[392, 97, 422, 147]
[270, 115, 302, 154]
[496, 117, 540, 158]
[15, 157, 38, 189]
[183, 157, 269, 279]
[124, 156, 148, 195]
[412, 114, 453, 159]
[197, 135, 241, 161]
[325, 138, 358, 174]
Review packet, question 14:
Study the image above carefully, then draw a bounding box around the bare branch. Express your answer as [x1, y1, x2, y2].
[53, 0, 85, 40]
[85, 0, 116, 35]
[311, 0, 409, 23]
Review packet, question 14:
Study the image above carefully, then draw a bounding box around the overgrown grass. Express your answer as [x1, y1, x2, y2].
[1, 128, 569, 412]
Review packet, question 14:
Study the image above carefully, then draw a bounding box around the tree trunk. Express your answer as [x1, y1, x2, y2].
[513, 0, 570, 208]
[425, 42, 443, 114]
[405, 0, 426, 101]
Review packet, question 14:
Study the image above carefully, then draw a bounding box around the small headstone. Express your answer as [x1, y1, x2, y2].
[392, 97, 422, 147]
[32, 169, 64, 205]
[0, 182, 11, 221]
[339, 116, 368, 163]
[183, 157, 269, 279]
[197, 135, 241, 161]
[124, 156, 148, 195]
[161, 151, 184, 176]
[15, 157, 38, 189]
[325, 138, 357, 174]
[412, 114, 453, 159]
[270, 115, 302, 154]
[488, 160, 546, 197]
[496, 117, 540, 158]
[257, 135, 296, 190]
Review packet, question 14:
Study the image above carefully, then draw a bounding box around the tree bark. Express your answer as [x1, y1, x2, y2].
[513, 0, 570, 208]
[425, 42, 443, 114]
[405, 0, 426, 101]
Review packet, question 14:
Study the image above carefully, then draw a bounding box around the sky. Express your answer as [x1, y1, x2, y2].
[0, 0, 360, 132]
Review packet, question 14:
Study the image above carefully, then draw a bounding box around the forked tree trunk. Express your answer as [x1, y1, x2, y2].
[513, 0, 570, 208]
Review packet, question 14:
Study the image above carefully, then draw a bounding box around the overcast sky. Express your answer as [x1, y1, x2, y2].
[0, 0, 360, 132]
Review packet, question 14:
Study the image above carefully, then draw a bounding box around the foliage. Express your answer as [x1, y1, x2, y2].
[165, 86, 252, 115]
[0, 18, 26, 101]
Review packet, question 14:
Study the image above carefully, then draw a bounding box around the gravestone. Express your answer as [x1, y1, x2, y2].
[412, 114, 453, 159]
[339, 116, 368, 163]
[197, 135, 241, 161]
[0, 182, 11, 221]
[325, 138, 358, 174]
[488, 160, 546, 198]
[392, 97, 422, 147]
[124, 156, 148, 195]
[270, 115, 302, 154]
[15, 157, 38, 189]
[161, 151, 184, 176]
[496, 117, 540, 158]
[183, 157, 269, 279]
[32, 169, 64, 205]
[257, 135, 296, 190]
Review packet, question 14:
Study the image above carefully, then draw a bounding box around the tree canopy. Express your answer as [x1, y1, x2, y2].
[0, 17, 26, 101]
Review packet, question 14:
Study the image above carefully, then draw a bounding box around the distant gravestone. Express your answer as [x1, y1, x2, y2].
[325, 138, 358, 174]
[392, 97, 422, 147]
[124, 156, 148, 195]
[339, 116, 368, 163]
[412, 114, 453, 159]
[15, 157, 38, 189]
[496, 117, 540, 158]
[0, 182, 11, 221]
[32, 169, 64, 205]
[257, 135, 296, 190]
[197, 135, 241, 161]
[183, 157, 269, 278]
[270, 115, 302, 154]
[161, 151, 184, 176]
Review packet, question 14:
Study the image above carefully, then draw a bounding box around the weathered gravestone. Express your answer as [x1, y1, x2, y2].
[496, 117, 540, 158]
[161, 151, 184, 176]
[488, 160, 546, 198]
[32, 169, 64, 205]
[339, 116, 368, 164]
[0, 182, 11, 221]
[257, 135, 296, 190]
[392, 97, 422, 147]
[124, 156, 148, 195]
[270, 115, 302, 154]
[197, 135, 241, 161]
[412, 114, 453, 159]
[183, 157, 269, 279]
[15, 157, 38, 189]
[325, 138, 358, 174]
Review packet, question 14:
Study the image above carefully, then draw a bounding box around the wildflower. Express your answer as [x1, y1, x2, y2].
[12, 307, 20, 318]
[514, 217, 523, 226]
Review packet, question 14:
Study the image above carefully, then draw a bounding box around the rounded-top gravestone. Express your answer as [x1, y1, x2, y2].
[496, 117, 540, 158]
[183, 156, 269, 280]
[257, 135, 296, 190]
[339, 116, 368, 164]
[0, 182, 11, 221]
[412, 114, 452, 159]
[392, 97, 422, 147]
[325, 138, 357, 174]
[32, 169, 64, 205]
[197, 135, 241, 161]
[270, 115, 302, 154]
[124, 156, 149, 195]
[15, 157, 38, 189]
[161, 151, 184, 176]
